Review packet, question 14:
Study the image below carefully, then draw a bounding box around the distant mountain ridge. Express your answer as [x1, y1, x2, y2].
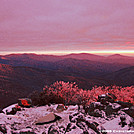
[0, 53, 134, 108]
[0, 53, 133, 74]
[1, 53, 134, 65]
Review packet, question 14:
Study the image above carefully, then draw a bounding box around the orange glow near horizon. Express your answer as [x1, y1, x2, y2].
[0, 50, 134, 56]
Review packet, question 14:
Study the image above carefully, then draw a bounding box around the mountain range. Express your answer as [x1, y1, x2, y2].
[0, 53, 134, 108]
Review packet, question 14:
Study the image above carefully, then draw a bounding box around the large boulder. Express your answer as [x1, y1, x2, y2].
[35, 113, 62, 125]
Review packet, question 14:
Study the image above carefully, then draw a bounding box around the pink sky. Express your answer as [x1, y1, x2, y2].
[0, 0, 134, 56]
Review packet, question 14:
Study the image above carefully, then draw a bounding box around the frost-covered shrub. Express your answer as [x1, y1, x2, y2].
[30, 81, 134, 106]
[43, 81, 86, 105]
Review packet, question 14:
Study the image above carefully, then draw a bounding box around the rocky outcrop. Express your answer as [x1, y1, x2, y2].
[0, 94, 133, 134]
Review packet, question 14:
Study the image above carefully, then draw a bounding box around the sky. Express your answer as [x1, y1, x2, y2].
[0, 0, 134, 56]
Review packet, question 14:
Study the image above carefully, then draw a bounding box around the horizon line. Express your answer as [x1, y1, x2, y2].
[0, 50, 134, 57]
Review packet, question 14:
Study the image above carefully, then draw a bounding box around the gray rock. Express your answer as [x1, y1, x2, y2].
[35, 113, 62, 125]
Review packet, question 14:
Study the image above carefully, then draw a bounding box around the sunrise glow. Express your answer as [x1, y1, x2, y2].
[0, 50, 134, 57]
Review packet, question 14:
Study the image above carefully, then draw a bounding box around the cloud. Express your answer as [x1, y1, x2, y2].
[0, 0, 134, 53]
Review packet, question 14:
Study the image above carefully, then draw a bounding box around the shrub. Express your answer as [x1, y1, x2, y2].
[29, 81, 134, 106]
[29, 90, 64, 106]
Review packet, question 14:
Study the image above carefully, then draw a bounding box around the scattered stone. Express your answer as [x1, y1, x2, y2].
[0, 103, 133, 134]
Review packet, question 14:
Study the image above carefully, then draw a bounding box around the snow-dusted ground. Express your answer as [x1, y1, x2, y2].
[0, 104, 134, 134]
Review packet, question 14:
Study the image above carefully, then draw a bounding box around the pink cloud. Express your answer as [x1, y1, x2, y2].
[0, 0, 134, 54]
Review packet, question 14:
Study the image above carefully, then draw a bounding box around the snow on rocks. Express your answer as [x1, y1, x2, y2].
[2, 104, 18, 114]
[0, 94, 134, 134]
[0, 104, 134, 134]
